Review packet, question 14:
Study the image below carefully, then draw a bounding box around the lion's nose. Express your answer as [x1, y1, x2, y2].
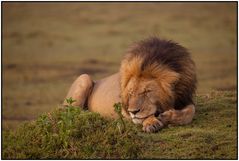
[128, 109, 140, 115]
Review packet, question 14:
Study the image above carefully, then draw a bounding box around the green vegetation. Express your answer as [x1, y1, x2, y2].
[114, 102, 126, 133]
[3, 91, 237, 159]
[3, 98, 142, 159]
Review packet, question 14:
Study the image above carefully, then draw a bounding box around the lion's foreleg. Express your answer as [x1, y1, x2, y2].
[158, 104, 196, 126]
[142, 115, 164, 133]
[63, 74, 94, 108]
[142, 104, 195, 133]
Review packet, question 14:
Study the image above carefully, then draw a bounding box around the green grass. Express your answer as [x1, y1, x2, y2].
[3, 91, 237, 159]
[3, 100, 143, 159]
[142, 91, 237, 159]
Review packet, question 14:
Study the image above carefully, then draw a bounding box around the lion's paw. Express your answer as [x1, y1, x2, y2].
[142, 116, 164, 133]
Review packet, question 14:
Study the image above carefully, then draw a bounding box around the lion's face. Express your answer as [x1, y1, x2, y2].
[124, 76, 162, 124]
[120, 51, 180, 125]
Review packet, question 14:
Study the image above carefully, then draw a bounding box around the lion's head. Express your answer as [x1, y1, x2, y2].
[120, 37, 196, 124]
[120, 57, 179, 124]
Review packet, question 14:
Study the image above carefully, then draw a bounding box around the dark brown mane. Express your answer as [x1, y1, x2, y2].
[127, 37, 189, 73]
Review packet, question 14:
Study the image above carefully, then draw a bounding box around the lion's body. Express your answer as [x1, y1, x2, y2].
[88, 73, 121, 119]
[64, 37, 197, 133]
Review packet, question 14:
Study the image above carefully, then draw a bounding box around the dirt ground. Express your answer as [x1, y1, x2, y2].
[2, 2, 237, 130]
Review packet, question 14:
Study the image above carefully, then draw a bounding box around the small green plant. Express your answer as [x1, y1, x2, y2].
[65, 97, 76, 106]
[114, 102, 126, 134]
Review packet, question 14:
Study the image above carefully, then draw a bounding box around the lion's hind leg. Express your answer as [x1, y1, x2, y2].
[63, 74, 94, 108]
[159, 104, 196, 126]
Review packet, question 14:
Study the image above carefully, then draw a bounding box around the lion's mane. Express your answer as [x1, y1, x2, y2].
[120, 37, 197, 110]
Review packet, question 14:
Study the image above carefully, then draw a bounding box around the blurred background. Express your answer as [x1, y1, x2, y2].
[2, 2, 237, 130]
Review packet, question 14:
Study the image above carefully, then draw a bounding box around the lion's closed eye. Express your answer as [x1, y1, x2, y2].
[146, 89, 153, 93]
[138, 89, 153, 96]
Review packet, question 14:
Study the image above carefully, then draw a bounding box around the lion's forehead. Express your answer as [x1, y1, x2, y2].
[128, 78, 157, 91]
[126, 79, 160, 96]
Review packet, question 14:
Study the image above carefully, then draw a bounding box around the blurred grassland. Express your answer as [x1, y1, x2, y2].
[2, 2, 237, 134]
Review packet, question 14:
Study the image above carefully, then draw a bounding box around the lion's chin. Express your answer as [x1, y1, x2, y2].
[132, 118, 144, 124]
[131, 114, 155, 124]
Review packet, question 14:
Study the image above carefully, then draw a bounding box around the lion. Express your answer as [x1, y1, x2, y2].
[63, 37, 197, 133]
